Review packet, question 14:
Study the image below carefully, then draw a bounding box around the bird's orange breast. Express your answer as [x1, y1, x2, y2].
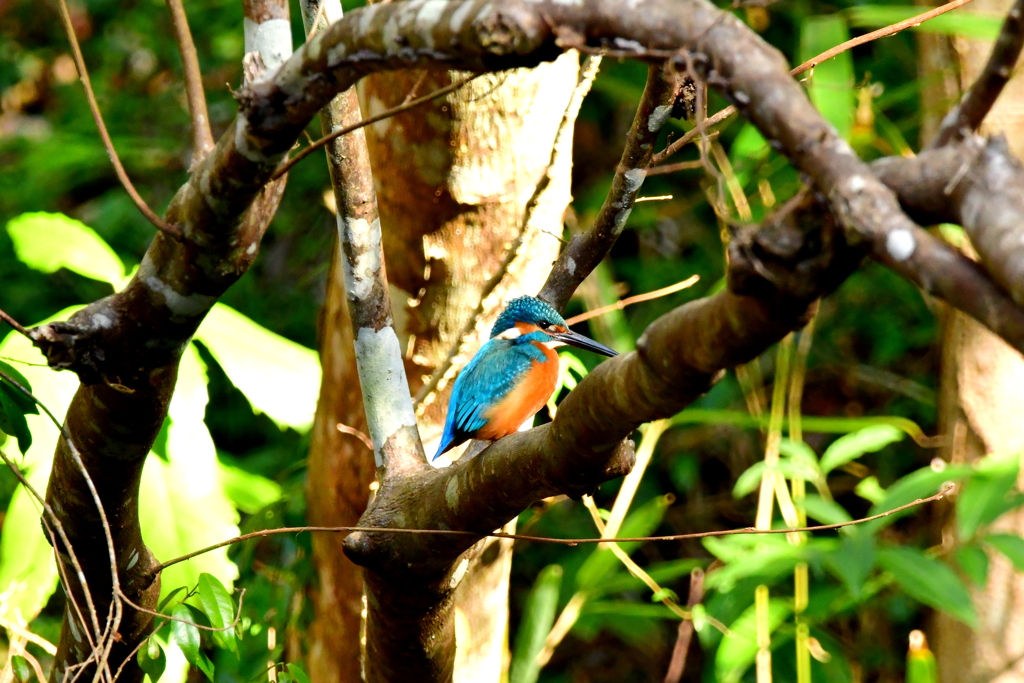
[477, 343, 559, 441]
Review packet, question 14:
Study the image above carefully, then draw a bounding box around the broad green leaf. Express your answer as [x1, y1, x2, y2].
[715, 598, 791, 683]
[217, 462, 283, 514]
[734, 458, 819, 498]
[138, 638, 168, 683]
[194, 304, 320, 431]
[958, 452, 1020, 539]
[847, 5, 1002, 40]
[0, 384, 33, 455]
[954, 544, 989, 587]
[11, 655, 30, 683]
[170, 604, 214, 681]
[866, 465, 971, 533]
[6, 212, 126, 287]
[855, 476, 886, 505]
[825, 531, 876, 598]
[704, 537, 806, 592]
[509, 565, 562, 683]
[878, 547, 976, 626]
[779, 439, 819, 467]
[802, 495, 853, 525]
[0, 315, 82, 624]
[198, 573, 236, 653]
[819, 425, 904, 475]
[800, 15, 855, 140]
[575, 495, 670, 590]
[158, 587, 188, 612]
[733, 461, 768, 499]
[285, 664, 311, 683]
[985, 533, 1024, 573]
[0, 361, 37, 410]
[140, 345, 239, 600]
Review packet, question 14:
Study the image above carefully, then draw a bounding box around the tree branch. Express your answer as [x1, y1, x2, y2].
[930, 0, 1024, 148]
[166, 0, 215, 160]
[539, 63, 683, 309]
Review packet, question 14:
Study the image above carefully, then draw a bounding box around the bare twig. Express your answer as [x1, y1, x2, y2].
[54, 0, 181, 239]
[0, 309, 30, 338]
[564, 275, 700, 325]
[166, 0, 215, 159]
[270, 75, 481, 181]
[650, 0, 978, 167]
[337, 423, 374, 451]
[664, 568, 705, 683]
[150, 486, 950, 573]
[930, 0, 1024, 147]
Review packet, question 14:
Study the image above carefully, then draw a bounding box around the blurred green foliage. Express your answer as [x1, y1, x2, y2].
[2, 0, 1022, 681]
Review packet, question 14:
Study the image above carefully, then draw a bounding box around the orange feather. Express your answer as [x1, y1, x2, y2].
[476, 342, 559, 441]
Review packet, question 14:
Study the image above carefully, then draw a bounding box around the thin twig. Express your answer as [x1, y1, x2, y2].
[564, 275, 700, 325]
[337, 423, 374, 451]
[150, 486, 951, 574]
[664, 568, 704, 683]
[271, 74, 482, 180]
[166, 0, 215, 159]
[0, 309, 30, 338]
[117, 588, 245, 633]
[649, 0, 978, 167]
[54, 0, 181, 239]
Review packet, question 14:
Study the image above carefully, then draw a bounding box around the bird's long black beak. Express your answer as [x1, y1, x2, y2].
[552, 329, 618, 357]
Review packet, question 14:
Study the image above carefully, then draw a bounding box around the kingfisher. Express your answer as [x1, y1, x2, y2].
[433, 296, 617, 461]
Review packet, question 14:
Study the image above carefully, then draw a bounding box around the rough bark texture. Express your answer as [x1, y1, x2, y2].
[358, 53, 581, 683]
[925, 0, 1024, 677]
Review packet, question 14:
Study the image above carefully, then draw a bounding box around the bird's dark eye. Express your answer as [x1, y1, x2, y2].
[538, 320, 551, 330]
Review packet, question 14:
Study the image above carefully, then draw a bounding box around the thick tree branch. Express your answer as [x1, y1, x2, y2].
[166, 0, 215, 160]
[873, 135, 1024, 320]
[930, 0, 1024, 148]
[300, 0, 424, 479]
[539, 63, 684, 309]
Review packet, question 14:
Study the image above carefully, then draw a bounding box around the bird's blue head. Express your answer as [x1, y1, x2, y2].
[490, 296, 617, 357]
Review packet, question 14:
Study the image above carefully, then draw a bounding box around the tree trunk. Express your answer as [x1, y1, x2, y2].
[924, 3, 1024, 678]
[303, 52, 583, 682]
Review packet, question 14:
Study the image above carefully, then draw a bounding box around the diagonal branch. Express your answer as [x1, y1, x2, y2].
[930, 0, 1024, 148]
[539, 63, 685, 310]
[166, 0, 214, 160]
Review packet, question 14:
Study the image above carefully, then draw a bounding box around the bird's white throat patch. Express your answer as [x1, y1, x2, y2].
[496, 327, 522, 340]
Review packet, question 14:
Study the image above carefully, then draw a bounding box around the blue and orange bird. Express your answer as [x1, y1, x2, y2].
[433, 296, 617, 461]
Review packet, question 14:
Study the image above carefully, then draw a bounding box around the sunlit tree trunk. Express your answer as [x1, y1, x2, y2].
[924, 4, 1024, 678]
[304, 53, 582, 681]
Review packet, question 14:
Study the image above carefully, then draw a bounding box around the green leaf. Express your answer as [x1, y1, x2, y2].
[671, 410, 928, 442]
[0, 384, 33, 455]
[733, 462, 768, 499]
[847, 5, 1003, 40]
[825, 531, 876, 598]
[6, 212, 126, 287]
[194, 304, 320, 431]
[138, 637, 167, 683]
[866, 465, 971, 532]
[985, 533, 1024, 572]
[217, 462, 283, 514]
[802, 495, 853, 525]
[651, 587, 679, 603]
[0, 361, 37, 411]
[877, 547, 976, 626]
[854, 476, 886, 505]
[158, 587, 188, 612]
[715, 598, 791, 683]
[285, 664, 311, 683]
[198, 573, 236, 653]
[171, 604, 214, 681]
[819, 425, 904, 475]
[957, 452, 1020, 539]
[581, 601, 680, 619]
[509, 565, 563, 683]
[907, 648, 938, 683]
[704, 536, 806, 592]
[575, 495, 670, 590]
[799, 15, 855, 140]
[954, 544, 989, 587]
[11, 655, 31, 683]
[139, 345, 239, 601]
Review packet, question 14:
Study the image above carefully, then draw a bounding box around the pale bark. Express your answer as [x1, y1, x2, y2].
[924, 2, 1024, 678]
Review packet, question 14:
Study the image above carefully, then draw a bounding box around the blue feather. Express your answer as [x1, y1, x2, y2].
[432, 338, 545, 460]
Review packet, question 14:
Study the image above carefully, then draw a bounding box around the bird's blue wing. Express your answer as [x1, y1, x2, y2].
[433, 340, 538, 459]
